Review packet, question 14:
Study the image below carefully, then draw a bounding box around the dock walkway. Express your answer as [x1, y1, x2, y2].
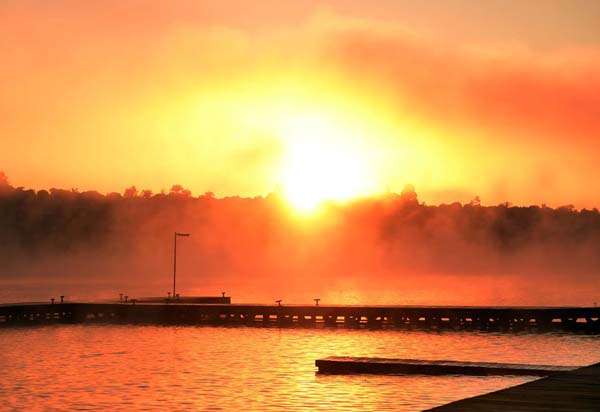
[1, 302, 600, 331]
[427, 362, 600, 411]
[315, 356, 576, 377]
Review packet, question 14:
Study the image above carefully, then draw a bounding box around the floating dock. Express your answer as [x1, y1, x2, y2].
[1, 302, 600, 331]
[315, 356, 576, 376]
[427, 361, 600, 411]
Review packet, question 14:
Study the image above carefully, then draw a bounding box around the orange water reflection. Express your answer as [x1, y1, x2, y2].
[1, 326, 599, 411]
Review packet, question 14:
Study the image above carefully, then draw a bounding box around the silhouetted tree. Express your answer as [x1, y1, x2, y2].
[400, 184, 418, 204]
[124, 186, 138, 198]
[170, 184, 192, 197]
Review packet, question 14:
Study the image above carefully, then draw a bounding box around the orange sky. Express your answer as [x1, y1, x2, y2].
[1, 0, 600, 208]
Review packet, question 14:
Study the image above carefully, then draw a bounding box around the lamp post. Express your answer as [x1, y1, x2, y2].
[173, 232, 191, 298]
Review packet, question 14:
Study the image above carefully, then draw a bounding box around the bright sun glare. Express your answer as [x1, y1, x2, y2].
[279, 114, 376, 212]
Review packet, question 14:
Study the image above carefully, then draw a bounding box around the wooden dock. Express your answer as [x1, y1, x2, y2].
[427, 361, 600, 411]
[1, 302, 600, 331]
[315, 356, 576, 376]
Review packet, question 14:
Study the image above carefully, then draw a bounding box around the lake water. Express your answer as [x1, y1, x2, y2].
[1, 325, 599, 411]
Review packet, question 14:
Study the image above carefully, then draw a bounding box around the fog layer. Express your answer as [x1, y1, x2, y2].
[1, 175, 599, 305]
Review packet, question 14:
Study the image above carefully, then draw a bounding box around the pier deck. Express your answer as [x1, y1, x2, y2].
[1, 302, 600, 331]
[315, 356, 576, 376]
[427, 361, 600, 411]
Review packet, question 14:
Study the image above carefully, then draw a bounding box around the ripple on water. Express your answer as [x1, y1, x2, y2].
[1, 325, 599, 411]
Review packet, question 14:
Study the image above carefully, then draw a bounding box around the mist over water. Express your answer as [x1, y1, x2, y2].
[2, 3, 600, 412]
[1, 177, 600, 305]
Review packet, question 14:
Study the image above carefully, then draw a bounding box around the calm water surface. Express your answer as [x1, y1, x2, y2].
[1, 325, 599, 411]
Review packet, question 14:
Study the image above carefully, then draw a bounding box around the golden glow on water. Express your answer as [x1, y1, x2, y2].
[2, 326, 600, 411]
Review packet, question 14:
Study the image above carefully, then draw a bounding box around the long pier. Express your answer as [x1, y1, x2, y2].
[1, 302, 600, 331]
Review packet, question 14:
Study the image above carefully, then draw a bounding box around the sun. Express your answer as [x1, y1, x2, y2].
[279, 114, 377, 213]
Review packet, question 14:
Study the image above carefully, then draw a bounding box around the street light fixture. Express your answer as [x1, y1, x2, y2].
[173, 232, 191, 299]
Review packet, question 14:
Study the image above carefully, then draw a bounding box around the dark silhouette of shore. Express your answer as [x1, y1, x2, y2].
[1, 172, 600, 305]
